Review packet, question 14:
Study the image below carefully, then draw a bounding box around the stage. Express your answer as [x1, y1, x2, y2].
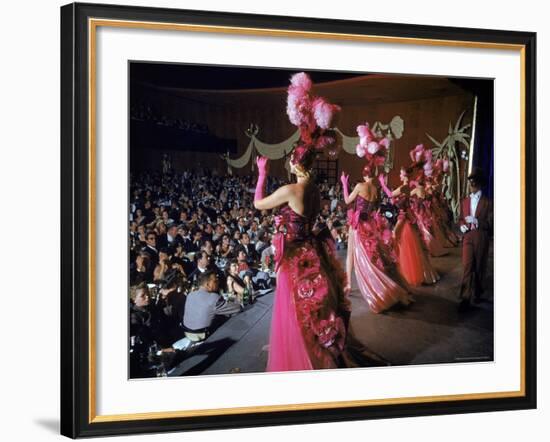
[169, 244, 494, 376]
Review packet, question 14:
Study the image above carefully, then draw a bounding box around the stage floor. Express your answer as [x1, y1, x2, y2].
[169, 244, 494, 376]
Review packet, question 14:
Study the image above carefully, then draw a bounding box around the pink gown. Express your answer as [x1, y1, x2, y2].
[267, 205, 351, 371]
[410, 196, 448, 257]
[347, 196, 409, 313]
[266, 206, 388, 371]
[394, 193, 439, 286]
[431, 194, 459, 247]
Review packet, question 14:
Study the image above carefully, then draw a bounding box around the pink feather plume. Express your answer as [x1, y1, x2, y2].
[289, 72, 312, 91]
[356, 144, 366, 158]
[312, 97, 340, 129]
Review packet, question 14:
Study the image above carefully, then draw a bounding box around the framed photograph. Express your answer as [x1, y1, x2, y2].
[60, 2, 536, 438]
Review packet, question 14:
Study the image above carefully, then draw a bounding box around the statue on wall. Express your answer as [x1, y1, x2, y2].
[371, 116, 404, 172]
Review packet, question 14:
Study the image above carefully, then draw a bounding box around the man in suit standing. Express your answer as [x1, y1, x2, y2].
[458, 168, 493, 311]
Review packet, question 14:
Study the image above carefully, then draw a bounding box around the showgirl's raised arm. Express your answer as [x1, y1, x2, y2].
[254, 184, 292, 211]
[253, 156, 291, 211]
[340, 172, 360, 205]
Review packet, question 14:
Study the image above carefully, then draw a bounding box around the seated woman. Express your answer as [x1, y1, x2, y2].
[226, 259, 254, 305]
[217, 234, 234, 260]
[236, 249, 251, 274]
[153, 247, 172, 282]
[130, 252, 152, 285]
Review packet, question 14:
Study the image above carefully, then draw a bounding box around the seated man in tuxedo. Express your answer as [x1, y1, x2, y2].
[188, 251, 211, 287]
[157, 222, 182, 251]
[237, 232, 258, 263]
[236, 216, 249, 234]
[188, 250, 224, 288]
[190, 229, 203, 252]
[177, 224, 194, 252]
[142, 230, 159, 260]
[246, 220, 260, 244]
[458, 168, 493, 311]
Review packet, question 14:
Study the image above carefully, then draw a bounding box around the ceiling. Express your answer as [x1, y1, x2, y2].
[131, 62, 489, 107]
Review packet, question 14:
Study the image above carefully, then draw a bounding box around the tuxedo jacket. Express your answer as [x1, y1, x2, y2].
[142, 244, 159, 265]
[157, 233, 183, 251]
[459, 194, 493, 234]
[239, 243, 258, 261]
[179, 237, 194, 253]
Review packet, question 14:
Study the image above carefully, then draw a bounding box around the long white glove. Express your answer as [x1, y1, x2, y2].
[460, 224, 469, 234]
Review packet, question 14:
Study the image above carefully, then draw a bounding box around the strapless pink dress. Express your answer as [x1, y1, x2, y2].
[410, 196, 448, 257]
[394, 193, 439, 286]
[266, 205, 350, 371]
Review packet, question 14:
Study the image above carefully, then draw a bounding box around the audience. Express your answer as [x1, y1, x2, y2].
[128, 168, 347, 376]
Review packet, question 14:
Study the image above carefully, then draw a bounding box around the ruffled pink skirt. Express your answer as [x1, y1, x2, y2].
[418, 219, 448, 257]
[266, 236, 349, 372]
[397, 221, 439, 286]
[348, 228, 409, 313]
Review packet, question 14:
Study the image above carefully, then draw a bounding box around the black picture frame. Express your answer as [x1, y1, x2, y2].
[60, 2, 537, 438]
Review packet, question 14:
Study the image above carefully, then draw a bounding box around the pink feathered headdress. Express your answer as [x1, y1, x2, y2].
[429, 158, 450, 183]
[312, 97, 341, 130]
[287, 72, 341, 169]
[355, 121, 389, 175]
[408, 144, 435, 184]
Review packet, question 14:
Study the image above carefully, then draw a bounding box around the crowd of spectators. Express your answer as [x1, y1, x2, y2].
[128, 168, 349, 377]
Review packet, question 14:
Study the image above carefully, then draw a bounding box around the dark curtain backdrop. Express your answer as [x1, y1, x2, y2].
[451, 79, 494, 199]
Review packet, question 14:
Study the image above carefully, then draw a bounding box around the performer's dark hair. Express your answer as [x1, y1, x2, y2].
[362, 164, 374, 177]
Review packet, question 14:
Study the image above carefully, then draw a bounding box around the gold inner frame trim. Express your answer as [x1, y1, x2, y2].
[91, 390, 524, 423]
[87, 17, 527, 423]
[90, 18, 525, 50]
